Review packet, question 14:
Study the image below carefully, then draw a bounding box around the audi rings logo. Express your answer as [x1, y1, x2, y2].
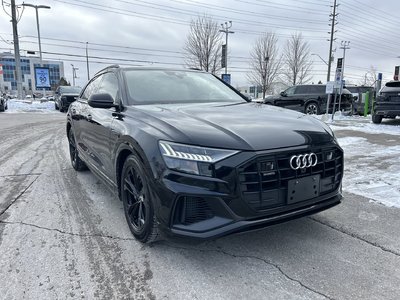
[289, 153, 318, 170]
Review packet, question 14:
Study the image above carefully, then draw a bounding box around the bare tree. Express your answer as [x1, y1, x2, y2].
[247, 33, 282, 98]
[359, 66, 378, 86]
[184, 15, 223, 74]
[283, 33, 313, 86]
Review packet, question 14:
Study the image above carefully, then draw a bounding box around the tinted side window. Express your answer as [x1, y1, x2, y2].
[97, 72, 119, 102]
[285, 86, 296, 95]
[295, 86, 309, 94]
[310, 85, 325, 94]
[81, 75, 102, 100]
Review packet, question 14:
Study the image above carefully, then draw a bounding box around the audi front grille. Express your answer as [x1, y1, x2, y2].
[238, 146, 343, 211]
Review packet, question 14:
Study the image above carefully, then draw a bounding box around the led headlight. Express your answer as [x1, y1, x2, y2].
[159, 141, 239, 176]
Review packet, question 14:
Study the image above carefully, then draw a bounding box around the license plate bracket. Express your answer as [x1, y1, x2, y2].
[287, 175, 320, 204]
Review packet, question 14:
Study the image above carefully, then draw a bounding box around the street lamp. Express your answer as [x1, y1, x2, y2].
[22, 3, 50, 96]
[311, 53, 328, 66]
[22, 3, 50, 62]
[71, 64, 78, 86]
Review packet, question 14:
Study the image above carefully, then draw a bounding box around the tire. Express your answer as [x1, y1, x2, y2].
[304, 102, 320, 115]
[55, 103, 59, 110]
[68, 129, 87, 171]
[372, 114, 382, 124]
[59, 106, 64, 112]
[121, 155, 160, 243]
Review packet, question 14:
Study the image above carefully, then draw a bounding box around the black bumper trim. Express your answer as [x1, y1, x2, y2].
[169, 194, 341, 240]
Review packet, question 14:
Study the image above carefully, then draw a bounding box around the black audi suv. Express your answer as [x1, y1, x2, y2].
[66, 66, 343, 243]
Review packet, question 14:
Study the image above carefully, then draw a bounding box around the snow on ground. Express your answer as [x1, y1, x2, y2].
[338, 136, 400, 208]
[316, 113, 400, 136]
[5, 99, 57, 113]
[327, 116, 400, 208]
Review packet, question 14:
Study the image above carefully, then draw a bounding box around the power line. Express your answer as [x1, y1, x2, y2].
[56, 0, 328, 32]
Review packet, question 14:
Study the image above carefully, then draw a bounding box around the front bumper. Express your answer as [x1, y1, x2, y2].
[153, 143, 343, 241]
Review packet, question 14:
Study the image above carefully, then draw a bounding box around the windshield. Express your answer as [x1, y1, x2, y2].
[60, 86, 81, 93]
[124, 69, 245, 105]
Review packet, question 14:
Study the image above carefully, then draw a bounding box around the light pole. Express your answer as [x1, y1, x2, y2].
[71, 64, 78, 86]
[219, 21, 234, 75]
[86, 42, 90, 80]
[22, 3, 50, 96]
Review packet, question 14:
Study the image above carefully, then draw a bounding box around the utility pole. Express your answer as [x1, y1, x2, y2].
[339, 41, 350, 80]
[71, 64, 78, 86]
[219, 21, 234, 75]
[86, 42, 90, 80]
[10, 0, 23, 98]
[327, 0, 338, 82]
[337, 40, 350, 113]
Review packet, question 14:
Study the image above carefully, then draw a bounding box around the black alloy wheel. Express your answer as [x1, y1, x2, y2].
[305, 102, 320, 115]
[121, 155, 159, 243]
[68, 130, 87, 171]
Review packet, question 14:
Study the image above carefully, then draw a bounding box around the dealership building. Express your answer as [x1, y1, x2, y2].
[0, 52, 64, 95]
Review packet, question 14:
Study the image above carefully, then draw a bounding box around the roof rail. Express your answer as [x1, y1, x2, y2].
[95, 64, 120, 75]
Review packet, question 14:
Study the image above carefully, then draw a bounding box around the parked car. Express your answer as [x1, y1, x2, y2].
[345, 85, 375, 115]
[372, 81, 400, 124]
[55, 86, 81, 112]
[264, 84, 354, 115]
[67, 66, 343, 243]
[0, 93, 8, 112]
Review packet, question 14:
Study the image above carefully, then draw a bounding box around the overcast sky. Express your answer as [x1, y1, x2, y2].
[0, 0, 398, 88]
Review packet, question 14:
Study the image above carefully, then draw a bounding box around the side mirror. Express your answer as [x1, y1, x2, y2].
[88, 93, 116, 109]
[280, 91, 286, 97]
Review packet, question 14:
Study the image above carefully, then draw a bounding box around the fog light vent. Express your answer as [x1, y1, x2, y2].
[174, 196, 214, 225]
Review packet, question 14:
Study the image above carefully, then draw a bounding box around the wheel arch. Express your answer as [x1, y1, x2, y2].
[114, 138, 152, 200]
[66, 120, 72, 136]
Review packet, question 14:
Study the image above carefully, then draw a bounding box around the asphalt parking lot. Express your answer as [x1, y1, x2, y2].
[0, 112, 399, 299]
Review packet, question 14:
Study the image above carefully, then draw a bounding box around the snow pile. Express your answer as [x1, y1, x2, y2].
[331, 119, 400, 207]
[5, 99, 57, 113]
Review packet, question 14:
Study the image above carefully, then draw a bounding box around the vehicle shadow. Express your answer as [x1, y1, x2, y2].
[380, 118, 400, 126]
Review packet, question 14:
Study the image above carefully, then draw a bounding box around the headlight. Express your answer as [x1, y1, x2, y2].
[159, 141, 239, 176]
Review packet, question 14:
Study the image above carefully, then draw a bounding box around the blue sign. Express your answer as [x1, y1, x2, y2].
[221, 74, 231, 85]
[34, 67, 51, 88]
[378, 73, 382, 81]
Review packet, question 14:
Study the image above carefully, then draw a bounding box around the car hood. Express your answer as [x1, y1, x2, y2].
[133, 102, 334, 151]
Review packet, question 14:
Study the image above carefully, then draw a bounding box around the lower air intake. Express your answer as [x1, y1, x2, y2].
[174, 196, 214, 225]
